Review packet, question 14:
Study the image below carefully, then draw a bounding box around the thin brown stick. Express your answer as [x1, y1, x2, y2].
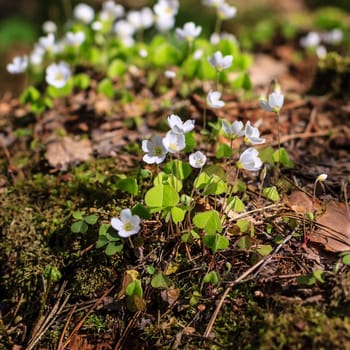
[56, 305, 76, 350]
[62, 286, 114, 349]
[114, 311, 142, 350]
[270, 127, 342, 146]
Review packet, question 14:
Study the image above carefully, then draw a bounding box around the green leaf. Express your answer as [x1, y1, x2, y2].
[184, 131, 196, 153]
[226, 196, 245, 213]
[73, 211, 85, 220]
[204, 165, 226, 179]
[203, 234, 229, 253]
[105, 242, 123, 255]
[118, 177, 138, 196]
[151, 43, 180, 66]
[154, 172, 183, 192]
[203, 271, 219, 285]
[97, 78, 114, 98]
[164, 160, 192, 180]
[20, 86, 40, 104]
[47, 79, 73, 98]
[71, 220, 88, 234]
[296, 274, 316, 286]
[132, 204, 151, 220]
[74, 73, 91, 90]
[237, 235, 253, 250]
[145, 184, 179, 210]
[193, 210, 222, 235]
[126, 279, 143, 297]
[273, 148, 294, 168]
[84, 214, 98, 225]
[96, 235, 109, 249]
[151, 273, 169, 289]
[257, 244, 273, 256]
[181, 56, 199, 79]
[313, 270, 325, 283]
[99, 223, 110, 236]
[263, 186, 280, 202]
[171, 206, 187, 224]
[216, 143, 232, 159]
[194, 172, 227, 195]
[259, 146, 275, 166]
[197, 58, 216, 80]
[107, 59, 127, 78]
[342, 253, 350, 265]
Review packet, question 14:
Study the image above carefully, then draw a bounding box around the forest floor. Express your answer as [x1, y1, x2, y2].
[1, 4, 350, 350]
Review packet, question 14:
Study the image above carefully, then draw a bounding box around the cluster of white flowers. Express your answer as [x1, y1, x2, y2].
[142, 114, 208, 170]
[154, 0, 179, 32]
[221, 119, 265, 171]
[300, 28, 344, 58]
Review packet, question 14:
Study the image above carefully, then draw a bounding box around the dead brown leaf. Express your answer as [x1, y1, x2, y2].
[249, 54, 288, 87]
[310, 201, 350, 252]
[161, 287, 180, 305]
[45, 136, 93, 170]
[288, 191, 350, 252]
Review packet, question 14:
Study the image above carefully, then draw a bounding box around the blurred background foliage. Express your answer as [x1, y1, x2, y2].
[0, 0, 349, 96]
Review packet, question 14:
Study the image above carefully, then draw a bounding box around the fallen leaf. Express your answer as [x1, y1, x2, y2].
[249, 54, 287, 87]
[309, 201, 350, 252]
[45, 136, 93, 170]
[161, 287, 180, 305]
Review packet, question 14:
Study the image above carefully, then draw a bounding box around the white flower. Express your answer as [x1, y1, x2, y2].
[128, 8, 154, 31]
[111, 209, 141, 238]
[73, 3, 95, 23]
[154, 0, 178, 18]
[217, 3, 237, 20]
[165, 70, 176, 78]
[38, 33, 56, 52]
[101, 1, 124, 21]
[65, 31, 86, 47]
[244, 121, 265, 145]
[222, 120, 245, 137]
[208, 51, 233, 71]
[162, 131, 186, 153]
[207, 90, 225, 108]
[202, 0, 224, 7]
[154, 0, 178, 32]
[114, 20, 135, 38]
[7, 55, 28, 74]
[260, 89, 284, 113]
[210, 33, 221, 45]
[189, 151, 207, 168]
[42, 21, 57, 34]
[317, 173, 327, 182]
[142, 135, 168, 164]
[30, 47, 44, 66]
[193, 49, 203, 60]
[316, 45, 327, 58]
[300, 31, 320, 48]
[322, 28, 343, 45]
[45, 61, 71, 88]
[167, 114, 195, 134]
[139, 49, 148, 58]
[176, 22, 202, 42]
[139, 7, 154, 29]
[92, 21, 103, 31]
[238, 148, 262, 171]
